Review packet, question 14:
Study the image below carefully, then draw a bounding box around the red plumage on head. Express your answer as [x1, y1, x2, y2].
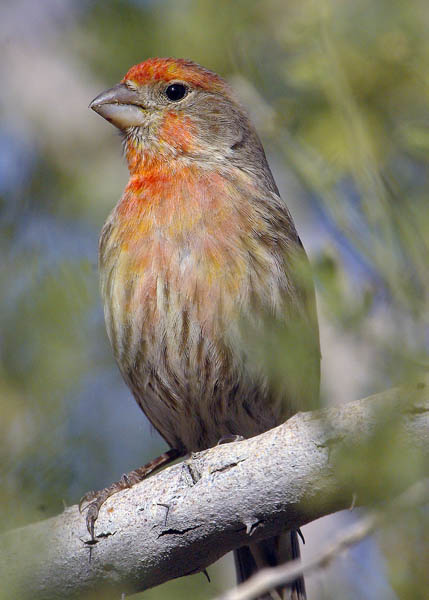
[122, 57, 228, 92]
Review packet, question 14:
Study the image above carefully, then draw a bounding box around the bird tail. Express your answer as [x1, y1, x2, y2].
[233, 531, 306, 600]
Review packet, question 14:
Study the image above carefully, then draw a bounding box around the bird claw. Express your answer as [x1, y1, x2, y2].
[78, 491, 104, 540]
[79, 486, 113, 540]
[85, 502, 100, 541]
[79, 490, 98, 513]
[217, 434, 244, 445]
[78, 449, 184, 541]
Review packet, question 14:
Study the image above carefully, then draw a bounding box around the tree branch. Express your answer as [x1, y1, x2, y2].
[1, 385, 428, 599]
[215, 478, 429, 600]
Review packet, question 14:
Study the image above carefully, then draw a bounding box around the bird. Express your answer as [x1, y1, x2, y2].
[83, 57, 320, 600]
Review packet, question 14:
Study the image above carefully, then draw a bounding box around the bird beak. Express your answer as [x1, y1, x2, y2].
[89, 83, 147, 128]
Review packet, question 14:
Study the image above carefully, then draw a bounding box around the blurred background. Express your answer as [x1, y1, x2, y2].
[1, 0, 428, 598]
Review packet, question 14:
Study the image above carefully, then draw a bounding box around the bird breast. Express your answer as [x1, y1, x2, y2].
[98, 162, 290, 449]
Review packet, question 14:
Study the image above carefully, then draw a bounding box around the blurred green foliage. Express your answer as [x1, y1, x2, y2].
[1, 0, 429, 598]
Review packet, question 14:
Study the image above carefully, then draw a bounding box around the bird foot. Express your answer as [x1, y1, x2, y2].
[79, 448, 184, 541]
[217, 434, 245, 445]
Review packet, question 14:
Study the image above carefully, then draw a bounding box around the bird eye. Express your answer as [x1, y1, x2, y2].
[165, 83, 188, 102]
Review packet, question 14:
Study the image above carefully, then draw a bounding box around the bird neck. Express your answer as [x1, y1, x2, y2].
[123, 111, 226, 174]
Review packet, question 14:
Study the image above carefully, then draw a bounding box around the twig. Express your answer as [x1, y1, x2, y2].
[215, 479, 429, 600]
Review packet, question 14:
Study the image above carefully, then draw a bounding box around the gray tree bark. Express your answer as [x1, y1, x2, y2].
[1, 385, 428, 600]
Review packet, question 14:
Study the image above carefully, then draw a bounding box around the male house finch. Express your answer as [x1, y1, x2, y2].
[84, 58, 320, 600]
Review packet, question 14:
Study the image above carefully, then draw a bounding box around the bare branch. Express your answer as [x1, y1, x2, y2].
[0, 385, 427, 600]
[215, 478, 429, 600]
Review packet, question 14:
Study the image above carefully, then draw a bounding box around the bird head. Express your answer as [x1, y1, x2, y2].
[90, 57, 263, 171]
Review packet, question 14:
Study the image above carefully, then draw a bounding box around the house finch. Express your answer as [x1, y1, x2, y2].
[84, 57, 320, 600]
